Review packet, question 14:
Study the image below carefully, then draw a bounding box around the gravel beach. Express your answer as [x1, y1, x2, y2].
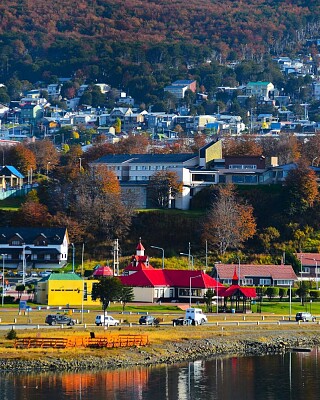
[0, 326, 319, 372]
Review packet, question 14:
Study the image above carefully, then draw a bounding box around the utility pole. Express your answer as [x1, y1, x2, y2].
[113, 239, 119, 276]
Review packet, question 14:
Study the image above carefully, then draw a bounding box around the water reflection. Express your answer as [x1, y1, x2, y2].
[1, 348, 320, 400]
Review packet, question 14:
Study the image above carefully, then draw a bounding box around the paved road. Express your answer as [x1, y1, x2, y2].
[0, 319, 312, 331]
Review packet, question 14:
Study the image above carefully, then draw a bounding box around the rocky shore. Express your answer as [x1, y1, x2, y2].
[0, 330, 320, 372]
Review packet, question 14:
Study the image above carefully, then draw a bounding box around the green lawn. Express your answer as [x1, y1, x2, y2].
[0, 197, 24, 210]
[252, 299, 318, 315]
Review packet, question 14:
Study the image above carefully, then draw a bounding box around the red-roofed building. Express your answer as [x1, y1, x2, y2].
[120, 269, 223, 303]
[213, 263, 297, 287]
[219, 269, 257, 313]
[123, 238, 154, 276]
[120, 240, 223, 303]
[294, 253, 320, 286]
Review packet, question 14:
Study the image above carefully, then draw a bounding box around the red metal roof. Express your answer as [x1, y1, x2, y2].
[215, 264, 297, 280]
[93, 266, 113, 276]
[223, 285, 257, 298]
[120, 270, 223, 289]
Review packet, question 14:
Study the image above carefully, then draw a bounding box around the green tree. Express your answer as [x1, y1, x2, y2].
[258, 227, 280, 254]
[203, 289, 215, 312]
[119, 286, 134, 311]
[15, 284, 25, 299]
[279, 287, 287, 301]
[91, 277, 123, 321]
[296, 282, 309, 306]
[265, 287, 279, 301]
[114, 117, 121, 134]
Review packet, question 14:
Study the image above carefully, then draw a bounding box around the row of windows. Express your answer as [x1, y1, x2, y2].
[229, 164, 257, 170]
[232, 176, 258, 184]
[223, 278, 293, 286]
[3, 254, 64, 260]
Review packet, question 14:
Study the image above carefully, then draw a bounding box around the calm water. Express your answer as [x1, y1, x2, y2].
[1, 348, 320, 400]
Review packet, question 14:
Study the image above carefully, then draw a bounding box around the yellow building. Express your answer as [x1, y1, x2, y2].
[35, 273, 99, 307]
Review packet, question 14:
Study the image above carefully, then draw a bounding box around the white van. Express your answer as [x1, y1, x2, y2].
[185, 308, 208, 325]
[95, 314, 120, 326]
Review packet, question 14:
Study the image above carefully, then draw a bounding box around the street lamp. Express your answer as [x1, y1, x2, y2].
[214, 261, 221, 314]
[1, 254, 7, 307]
[289, 282, 292, 321]
[71, 243, 75, 274]
[151, 245, 165, 269]
[22, 244, 26, 286]
[313, 258, 318, 291]
[236, 255, 241, 285]
[180, 253, 194, 270]
[189, 275, 201, 307]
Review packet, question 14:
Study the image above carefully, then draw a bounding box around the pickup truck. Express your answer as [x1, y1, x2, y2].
[172, 308, 208, 326]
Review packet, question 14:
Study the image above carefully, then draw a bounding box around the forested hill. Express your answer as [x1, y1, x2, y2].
[1, 0, 320, 53]
[1, 1, 320, 87]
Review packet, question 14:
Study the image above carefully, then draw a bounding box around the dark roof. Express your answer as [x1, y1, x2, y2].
[0, 227, 67, 245]
[93, 153, 197, 164]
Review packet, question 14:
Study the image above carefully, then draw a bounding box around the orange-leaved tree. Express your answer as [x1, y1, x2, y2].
[202, 184, 256, 255]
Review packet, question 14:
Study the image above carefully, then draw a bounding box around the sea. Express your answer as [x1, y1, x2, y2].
[0, 347, 319, 400]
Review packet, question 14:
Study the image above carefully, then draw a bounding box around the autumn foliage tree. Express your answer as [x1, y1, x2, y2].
[284, 160, 319, 215]
[202, 184, 256, 255]
[27, 140, 59, 174]
[148, 171, 183, 208]
[223, 136, 262, 156]
[8, 144, 36, 175]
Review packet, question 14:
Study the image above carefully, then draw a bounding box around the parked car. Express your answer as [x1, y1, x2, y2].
[295, 312, 316, 322]
[39, 271, 52, 278]
[95, 314, 120, 326]
[139, 315, 157, 325]
[45, 314, 75, 326]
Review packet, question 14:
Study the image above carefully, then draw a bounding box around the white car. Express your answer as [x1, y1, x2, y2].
[95, 314, 120, 326]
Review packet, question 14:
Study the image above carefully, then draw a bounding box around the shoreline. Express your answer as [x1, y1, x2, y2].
[0, 328, 320, 372]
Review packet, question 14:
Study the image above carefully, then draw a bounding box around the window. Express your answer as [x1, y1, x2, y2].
[11, 240, 21, 246]
[259, 278, 271, 285]
[243, 278, 253, 285]
[276, 280, 291, 286]
[229, 164, 257, 170]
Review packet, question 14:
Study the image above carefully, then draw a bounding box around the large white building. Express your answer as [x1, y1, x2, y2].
[91, 140, 222, 210]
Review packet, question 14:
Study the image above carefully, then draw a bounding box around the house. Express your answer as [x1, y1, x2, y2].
[20, 104, 43, 124]
[47, 84, 62, 98]
[294, 253, 320, 286]
[213, 263, 297, 287]
[119, 240, 223, 303]
[0, 227, 69, 270]
[35, 273, 98, 306]
[164, 80, 197, 99]
[245, 81, 275, 100]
